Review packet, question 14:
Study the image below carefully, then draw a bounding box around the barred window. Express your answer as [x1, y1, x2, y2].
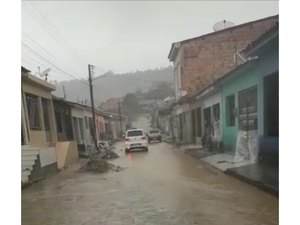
[226, 95, 235, 127]
[25, 94, 41, 130]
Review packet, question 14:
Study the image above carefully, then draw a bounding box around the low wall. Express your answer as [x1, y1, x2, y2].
[55, 141, 79, 169]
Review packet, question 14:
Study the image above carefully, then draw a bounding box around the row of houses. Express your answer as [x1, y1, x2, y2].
[21, 67, 126, 184]
[155, 15, 278, 168]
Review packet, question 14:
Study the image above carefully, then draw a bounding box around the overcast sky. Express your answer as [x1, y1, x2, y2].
[21, 1, 278, 81]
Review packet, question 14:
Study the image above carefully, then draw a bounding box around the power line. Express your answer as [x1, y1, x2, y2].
[22, 31, 86, 77]
[22, 42, 88, 85]
[29, 2, 84, 62]
[22, 52, 45, 66]
[22, 51, 75, 81]
[22, 2, 85, 67]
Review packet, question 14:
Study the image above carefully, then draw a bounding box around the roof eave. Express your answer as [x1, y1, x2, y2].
[22, 73, 56, 91]
[168, 42, 180, 62]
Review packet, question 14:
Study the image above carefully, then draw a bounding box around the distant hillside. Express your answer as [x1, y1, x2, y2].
[52, 66, 173, 106]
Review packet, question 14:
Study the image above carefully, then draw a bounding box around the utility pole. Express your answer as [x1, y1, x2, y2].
[118, 101, 123, 137]
[63, 85, 66, 100]
[88, 64, 98, 150]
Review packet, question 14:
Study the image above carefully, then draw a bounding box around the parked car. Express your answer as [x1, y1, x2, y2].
[147, 128, 162, 143]
[124, 129, 148, 153]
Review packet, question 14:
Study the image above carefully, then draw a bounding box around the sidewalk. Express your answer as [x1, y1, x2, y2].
[225, 164, 278, 196]
[180, 144, 278, 197]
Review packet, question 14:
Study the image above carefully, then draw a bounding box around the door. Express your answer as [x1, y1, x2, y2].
[179, 114, 183, 141]
[191, 110, 196, 143]
[196, 107, 202, 138]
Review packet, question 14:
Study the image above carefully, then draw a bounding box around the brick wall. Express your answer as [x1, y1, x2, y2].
[179, 17, 278, 95]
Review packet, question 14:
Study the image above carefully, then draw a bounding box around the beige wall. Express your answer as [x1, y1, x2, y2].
[22, 79, 57, 147]
[71, 108, 84, 118]
[55, 141, 79, 169]
[29, 131, 48, 147]
[22, 82, 52, 99]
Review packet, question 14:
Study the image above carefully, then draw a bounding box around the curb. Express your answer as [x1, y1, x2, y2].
[183, 146, 278, 197]
[224, 169, 278, 197]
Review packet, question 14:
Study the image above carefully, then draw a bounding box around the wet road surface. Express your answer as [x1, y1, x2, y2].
[22, 117, 278, 225]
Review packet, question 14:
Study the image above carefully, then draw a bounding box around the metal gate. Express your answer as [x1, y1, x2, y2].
[238, 86, 258, 131]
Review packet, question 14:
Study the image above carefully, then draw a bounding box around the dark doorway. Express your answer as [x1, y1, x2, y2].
[264, 72, 279, 137]
[196, 108, 202, 137]
[203, 107, 212, 125]
[191, 109, 196, 143]
[179, 114, 183, 141]
[260, 72, 279, 167]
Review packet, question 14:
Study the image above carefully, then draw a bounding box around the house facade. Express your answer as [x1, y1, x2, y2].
[220, 24, 278, 164]
[192, 85, 223, 149]
[21, 67, 58, 184]
[168, 15, 278, 146]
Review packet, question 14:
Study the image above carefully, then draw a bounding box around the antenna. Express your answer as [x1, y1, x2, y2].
[39, 68, 51, 81]
[213, 20, 235, 31]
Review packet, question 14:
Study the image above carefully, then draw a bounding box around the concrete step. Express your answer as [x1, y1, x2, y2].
[22, 145, 42, 151]
[22, 155, 37, 161]
[22, 165, 33, 171]
[22, 150, 39, 155]
[22, 159, 35, 166]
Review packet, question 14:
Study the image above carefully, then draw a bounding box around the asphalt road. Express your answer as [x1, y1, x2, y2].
[22, 116, 278, 225]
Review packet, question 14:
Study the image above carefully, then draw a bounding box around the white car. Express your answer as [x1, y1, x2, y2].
[124, 129, 148, 153]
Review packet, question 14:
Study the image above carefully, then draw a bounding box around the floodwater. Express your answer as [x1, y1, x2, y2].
[22, 117, 278, 225]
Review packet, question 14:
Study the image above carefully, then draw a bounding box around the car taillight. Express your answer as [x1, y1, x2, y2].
[141, 136, 146, 140]
[125, 138, 130, 141]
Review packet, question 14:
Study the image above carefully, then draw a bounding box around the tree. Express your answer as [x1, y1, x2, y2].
[123, 93, 139, 110]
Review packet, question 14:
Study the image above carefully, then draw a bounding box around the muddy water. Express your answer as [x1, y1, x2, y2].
[22, 117, 278, 225]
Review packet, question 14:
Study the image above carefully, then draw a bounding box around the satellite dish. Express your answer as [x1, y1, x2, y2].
[213, 20, 235, 31]
[181, 90, 187, 97]
[40, 68, 51, 77]
[38, 68, 51, 81]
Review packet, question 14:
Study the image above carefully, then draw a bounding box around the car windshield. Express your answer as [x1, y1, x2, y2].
[149, 130, 159, 134]
[127, 130, 143, 137]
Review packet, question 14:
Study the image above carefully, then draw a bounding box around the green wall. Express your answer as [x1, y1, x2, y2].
[221, 66, 259, 151]
[221, 51, 278, 151]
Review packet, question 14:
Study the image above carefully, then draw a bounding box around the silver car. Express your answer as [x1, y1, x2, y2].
[147, 129, 162, 143]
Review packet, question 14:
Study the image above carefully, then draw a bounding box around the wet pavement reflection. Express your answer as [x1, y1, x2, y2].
[22, 117, 278, 225]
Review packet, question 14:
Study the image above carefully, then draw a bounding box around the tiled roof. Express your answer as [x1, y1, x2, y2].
[241, 22, 279, 55]
[168, 15, 278, 60]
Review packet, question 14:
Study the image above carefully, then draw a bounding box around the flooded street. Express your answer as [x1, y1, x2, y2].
[22, 117, 278, 225]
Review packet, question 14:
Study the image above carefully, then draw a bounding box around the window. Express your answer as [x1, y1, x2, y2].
[64, 115, 74, 140]
[212, 103, 220, 121]
[42, 98, 50, 130]
[72, 117, 80, 142]
[78, 118, 84, 141]
[226, 95, 235, 126]
[25, 94, 41, 130]
[127, 130, 143, 137]
[55, 112, 63, 133]
[149, 129, 159, 134]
